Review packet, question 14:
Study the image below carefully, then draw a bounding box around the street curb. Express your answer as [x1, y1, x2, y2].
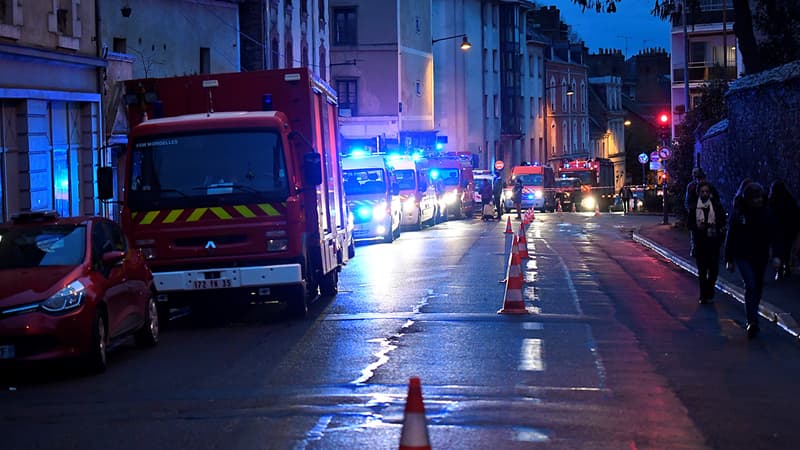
[632, 231, 800, 340]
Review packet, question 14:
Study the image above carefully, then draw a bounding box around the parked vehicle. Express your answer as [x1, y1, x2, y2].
[0, 211, 158, 372]
[557, 158, 615, 211]
[502, 165, 556, 213]
[472, 169, 494, 204]
[388, 155, 437, 230]
[342, 154, 402, 242]
[98, 68, 353, 319]
[429, 155, 475, 219]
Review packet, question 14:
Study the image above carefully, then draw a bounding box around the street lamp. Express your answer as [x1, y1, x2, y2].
[432, 34, 472, 51]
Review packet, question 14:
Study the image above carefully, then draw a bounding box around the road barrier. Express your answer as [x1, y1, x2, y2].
[498, 234, 528, 315]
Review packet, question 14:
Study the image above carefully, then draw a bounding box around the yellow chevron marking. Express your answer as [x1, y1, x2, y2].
[140, 211, 160, 225]
[163, 209, 184, 224]
[234, 205, 256, 218]
[210, 207, 232, 219]
[187, 208, 208, 222]
[258, 203, 280, 216]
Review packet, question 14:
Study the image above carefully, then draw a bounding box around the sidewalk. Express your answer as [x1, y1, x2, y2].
[633, 222, 800, 339]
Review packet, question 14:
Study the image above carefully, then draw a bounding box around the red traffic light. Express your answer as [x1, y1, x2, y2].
[658, 113, 670, 125]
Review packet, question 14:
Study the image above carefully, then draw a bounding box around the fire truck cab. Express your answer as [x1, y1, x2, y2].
[341, 154, 402, 243]
[98, 68, 352, 319]
[502, 165, 556, 212]
[428, 156, 475, 219]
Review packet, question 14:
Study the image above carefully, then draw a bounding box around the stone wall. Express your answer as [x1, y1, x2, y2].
[699, 60, 800, 208]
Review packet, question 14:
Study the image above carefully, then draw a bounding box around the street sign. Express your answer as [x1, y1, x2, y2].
[658, 146, 672, 160]
[494, 160, 505, 170]
[649, 161, 662, 171]
[638, 153, 649, 164]
[649, 151, 661, 163]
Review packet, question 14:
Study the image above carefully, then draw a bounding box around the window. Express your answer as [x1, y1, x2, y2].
[492, 50, 498, 72]
[318, 0, 325, 21]
[56, 8, 68, 34]
[529, 55, 534, 77]
[200, 47, 210, 74]
[690, 41, 706, 63]
[415, 16, 420, 33]
[537, 97, 542, 118]
[561, 78, 567, 111]
[549, 78, 556, 112]
[333, 7, 357, 45]
[483, 95, 488, 119]
[493, 95, 499, 118]
[336, 79, 358, 117]
[572, 120, 578, 152]
[530, 97, 534, 118]
[301, 43, 308, 67]
[319, 45, 326, 80]
[571, 79, 577, 110]
[271, 36, 279, 68]
[285, 40, 293, 67]
[580, 81, 586, 112]
[113, 37, 127, 53]
[483, 48, 488, 72]
[562, 121, 568, 152]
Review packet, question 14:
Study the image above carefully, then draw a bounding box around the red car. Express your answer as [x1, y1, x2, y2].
[0, 211, 158, 372]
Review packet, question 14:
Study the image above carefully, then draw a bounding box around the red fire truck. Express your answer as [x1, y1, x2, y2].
[97, 68, 353, 319]
[557, 158, 615, 211]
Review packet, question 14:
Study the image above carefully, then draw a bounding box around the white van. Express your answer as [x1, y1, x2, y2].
[388, 156, 438, 229]
[342, 155, 402, 243]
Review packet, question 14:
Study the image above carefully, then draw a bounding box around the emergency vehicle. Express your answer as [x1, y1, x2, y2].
[428, 155, 475, 219]
[387, 155, 437, 229]
[341, 154, 402, 242]
[97, 68, 353, 319]
[557, 158, 615, 211]
[502, 165, 556, 212]
[472, 169, 495, 204]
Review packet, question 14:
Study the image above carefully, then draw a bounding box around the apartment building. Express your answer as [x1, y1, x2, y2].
[0, 0, 104, 221]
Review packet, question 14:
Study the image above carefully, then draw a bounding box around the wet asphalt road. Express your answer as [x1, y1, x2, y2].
[2, 212, 800, 449]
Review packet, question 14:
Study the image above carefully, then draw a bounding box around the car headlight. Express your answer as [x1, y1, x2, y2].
[41, 280, 85, 313]
[445, 191, 458, 204]
[403, 197, 417, 211]
[373, 202, 388, 220]
[503, 189, 513, 200]
[581, 196, 596, 210]
[357, 205, 372, 220]
[534, 190, 543, 199]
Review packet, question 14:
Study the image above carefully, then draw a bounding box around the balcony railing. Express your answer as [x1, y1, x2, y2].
[673, 63, 736, 83]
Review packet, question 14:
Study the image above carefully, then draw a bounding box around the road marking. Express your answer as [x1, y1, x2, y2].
[519, 338, 545, 371]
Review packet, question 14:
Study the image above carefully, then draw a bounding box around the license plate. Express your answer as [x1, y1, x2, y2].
[192, 279, 232, 289]
[0, 345, 15, 359]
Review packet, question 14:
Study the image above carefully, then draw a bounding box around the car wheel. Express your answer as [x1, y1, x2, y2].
[453, 202, 463, 219]
[286, 283, 307, 319]
[347, 240, 356, 259]
[320, 269, 338, 296]
[414, 208, 422, 230]
[134, 294, 159, 348]
[88, 310, 108, 373]
[383, 217, 394, 243]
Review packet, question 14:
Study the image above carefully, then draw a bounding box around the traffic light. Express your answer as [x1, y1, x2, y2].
[656, 112, 671, 141]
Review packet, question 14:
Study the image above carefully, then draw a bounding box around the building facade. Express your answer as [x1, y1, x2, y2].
[330, 0, 435, 154]
[671, 0, 740, 129]
[588, 76, 626, 191]
[0, 0, 104, 221]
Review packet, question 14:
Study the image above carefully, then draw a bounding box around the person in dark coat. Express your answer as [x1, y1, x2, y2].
[512, 177, 524, 219]
[688, 181, 726, 304]
[492, 174, 504, 220]
[724, 181, 774, 338]
[768, 180, 800, 280]
[684, 167, 719, 256]
[479, 179, 493, 206]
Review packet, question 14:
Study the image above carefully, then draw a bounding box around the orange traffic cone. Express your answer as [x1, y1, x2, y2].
[399, 377, 431, 450]
[504, 216, 513, 234]
[594, 202, 600, 216]
[557, 200, 562, 215]
[498, 234, 528, 314]
[571, 202, 577, 213]
[518, 226, 529, 259]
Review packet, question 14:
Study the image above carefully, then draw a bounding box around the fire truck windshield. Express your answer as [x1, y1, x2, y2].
[514, 174, 543, 186]
[566, 171, 593, 186]
[128, 130, 288, 210]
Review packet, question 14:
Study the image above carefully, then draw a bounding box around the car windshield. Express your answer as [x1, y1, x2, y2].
[394, 170, 416, 191]
[435, 169, 461, 186]
[0, 225, 86, 269]
[564, 170, 593, 185]
[515, 174, 543, 186]
[343, 169, 387, 195]
[128, 130, 289, 210]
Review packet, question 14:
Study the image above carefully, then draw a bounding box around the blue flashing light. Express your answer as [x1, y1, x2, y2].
[357, 206, 372, 219]
[350, 148, 369, 159]
[435, 142, 444, 150]
[387, 153, 402, 161]
[412, 152, 422, 162]
[527, 194, 535, 200]
[430, 169, 440, 180]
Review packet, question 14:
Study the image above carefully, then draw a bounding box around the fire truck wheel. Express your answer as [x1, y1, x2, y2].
[453, 202, 463, 219]
[320, 269, 338, 296]
[286, 284, 308, 319]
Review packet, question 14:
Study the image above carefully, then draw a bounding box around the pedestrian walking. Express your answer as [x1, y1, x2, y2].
[619, 186, 631, 213]
[479, 179, 493, 206]
[688, 181, 726, 304]
[724, 181, 774, 339]
[684, 168, 718, 257]
[513, 177, 524, 220]
[768, 180, 800, 280]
